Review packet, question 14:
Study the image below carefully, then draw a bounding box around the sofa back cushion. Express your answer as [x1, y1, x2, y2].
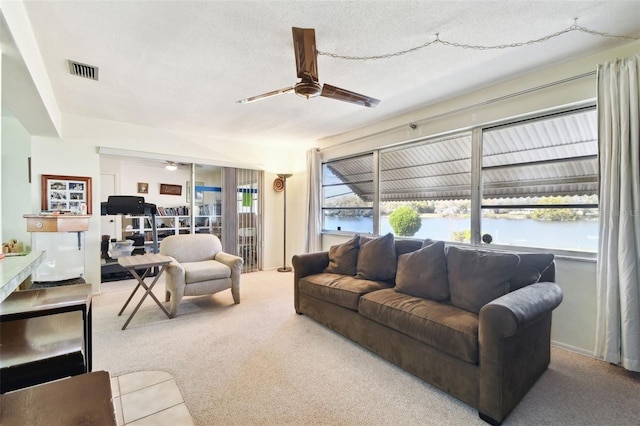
[395, 238, 424, 257]
[356, 233, 397, 281]
[395, 240, 449, 301]
[509, 253, 555, 291]
[446, 246, 520, 314]
[324, 234, 360, 275]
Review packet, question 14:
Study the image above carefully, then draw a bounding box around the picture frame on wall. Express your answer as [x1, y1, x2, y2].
[186, 181, 204, 203]
[137, 182, 149, 194]
[41, 174, 92, 214]
[159, 183, 182, 195]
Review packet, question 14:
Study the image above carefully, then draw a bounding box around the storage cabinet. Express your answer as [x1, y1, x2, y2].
[23, 215, 90, 283]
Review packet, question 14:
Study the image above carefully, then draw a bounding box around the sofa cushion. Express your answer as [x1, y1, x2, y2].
[356, 233, 397, 281]
[509, 253, 555, 291]
[183, 260, 231, 283]
[395, 240, 449, 301]
[446, 247, 520, 314]
[359, 288, 479, 364]
[324, 234, 360, 275]
[395, 238, 424, 257]
[299, 273, 393, 311]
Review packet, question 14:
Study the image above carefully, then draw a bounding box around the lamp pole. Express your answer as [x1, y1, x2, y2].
[277, 173, 293, 272]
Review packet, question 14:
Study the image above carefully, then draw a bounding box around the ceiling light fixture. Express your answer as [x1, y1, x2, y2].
[165, 162, 178, 171]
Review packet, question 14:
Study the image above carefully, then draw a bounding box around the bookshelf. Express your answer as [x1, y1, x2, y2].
[123, 214, 221, 245]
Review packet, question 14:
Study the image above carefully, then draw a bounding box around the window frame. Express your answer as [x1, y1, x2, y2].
[320, 102, 599, 258]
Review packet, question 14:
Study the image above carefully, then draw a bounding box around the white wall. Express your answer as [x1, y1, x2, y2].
[29, 136, 102, 291]
[0, 116, 31, 248]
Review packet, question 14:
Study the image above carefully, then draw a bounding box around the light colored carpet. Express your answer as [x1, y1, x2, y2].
[93, 270, 640, 425]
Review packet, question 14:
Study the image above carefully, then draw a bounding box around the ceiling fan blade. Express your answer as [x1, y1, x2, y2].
[292, 27, 319, 81]
[321, 84, 380, 108]
[236, 87, 294, 104]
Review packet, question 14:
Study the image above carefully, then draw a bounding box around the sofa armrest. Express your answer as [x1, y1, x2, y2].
[478, 281, 562, 424]
[292, 251, 329, 313]
[480, 282, 563, 338]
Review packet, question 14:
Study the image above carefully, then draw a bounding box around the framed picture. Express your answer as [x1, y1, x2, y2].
[160, 183, 182, 196]
[137, 182, 149, 194]
[186, 181, 204, 203]
[41, 174, 92, 214]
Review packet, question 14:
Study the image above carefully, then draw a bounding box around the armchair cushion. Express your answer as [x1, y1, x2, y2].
[183, 260, 231, 283]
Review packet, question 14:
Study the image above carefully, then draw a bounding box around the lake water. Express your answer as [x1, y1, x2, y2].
[324, 216, 599, 252]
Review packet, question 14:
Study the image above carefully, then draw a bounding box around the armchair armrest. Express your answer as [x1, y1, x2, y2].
[292, 251, 329, 313]
[478, 281, 562, 424]
[164, 257, 184, 278]
[214, 251, 244, 272]
[214, 251, 243, 304]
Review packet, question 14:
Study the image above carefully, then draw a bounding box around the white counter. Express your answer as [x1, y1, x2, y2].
[0, 251, 46, 302]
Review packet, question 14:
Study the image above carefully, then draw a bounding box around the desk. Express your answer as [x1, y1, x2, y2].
[0, 283, 93, 371]
[0, 371, 116, 426]
[118, 253, 173, 330]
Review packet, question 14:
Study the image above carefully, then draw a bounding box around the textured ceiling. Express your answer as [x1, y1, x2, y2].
[7, 1, 640, 148]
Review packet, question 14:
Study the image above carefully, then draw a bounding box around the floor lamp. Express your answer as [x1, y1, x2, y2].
[276, 173, 292, 272]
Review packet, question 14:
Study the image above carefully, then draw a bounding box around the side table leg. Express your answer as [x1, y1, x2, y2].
[117, 267, 151, 316]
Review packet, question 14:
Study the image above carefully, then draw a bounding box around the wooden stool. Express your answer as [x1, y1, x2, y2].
[0, 311, 85, 393]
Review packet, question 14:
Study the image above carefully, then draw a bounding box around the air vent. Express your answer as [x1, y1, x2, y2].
[67, 60, 99, 81]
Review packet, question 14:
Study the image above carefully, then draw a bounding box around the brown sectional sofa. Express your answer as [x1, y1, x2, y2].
[292, 234, 563, 425]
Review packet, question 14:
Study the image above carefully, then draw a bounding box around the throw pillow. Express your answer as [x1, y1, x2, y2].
[395, 240, 449, 301]
[395, 239, 423, 257]
[324, 234, 360, 275]
[509, 253, 554, 291]
[447, 247, 520, 314]
[356, 233, 397, 281]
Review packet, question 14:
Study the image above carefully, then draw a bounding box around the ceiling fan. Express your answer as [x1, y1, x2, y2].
[237, 27, 380, 108]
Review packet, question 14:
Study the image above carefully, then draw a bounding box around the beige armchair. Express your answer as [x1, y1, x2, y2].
[159, 234, 243, 316]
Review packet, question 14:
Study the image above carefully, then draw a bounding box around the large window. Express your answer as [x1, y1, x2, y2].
[321, 105, 599, 254]
[481, 107, 598, 252]
[322, 154, 374, 234]
[379, 133, 472, 242]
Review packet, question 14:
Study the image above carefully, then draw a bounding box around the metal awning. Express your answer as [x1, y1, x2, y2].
[325, 108, 598, 202]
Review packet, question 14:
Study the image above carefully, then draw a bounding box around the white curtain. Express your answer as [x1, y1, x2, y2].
[595, 53, 640, 372]
[304, 148, 322, 253]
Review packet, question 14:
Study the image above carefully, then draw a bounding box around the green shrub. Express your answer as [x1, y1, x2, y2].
[388, 206, 422, 237]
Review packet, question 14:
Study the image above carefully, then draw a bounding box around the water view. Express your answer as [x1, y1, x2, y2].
[324, 216, 598, 252]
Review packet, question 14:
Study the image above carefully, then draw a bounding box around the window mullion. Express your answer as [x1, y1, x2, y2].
[373, 151, 380, 236]
[470, 128, 483, 246]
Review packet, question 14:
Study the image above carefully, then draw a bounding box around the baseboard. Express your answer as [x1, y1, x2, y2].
[551, 341, 597, 359]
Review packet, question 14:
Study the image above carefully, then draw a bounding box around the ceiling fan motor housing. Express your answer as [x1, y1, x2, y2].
[294, 79, 322, 99]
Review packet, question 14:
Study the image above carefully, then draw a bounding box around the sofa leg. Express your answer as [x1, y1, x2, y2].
[479, 412, 501, 426]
